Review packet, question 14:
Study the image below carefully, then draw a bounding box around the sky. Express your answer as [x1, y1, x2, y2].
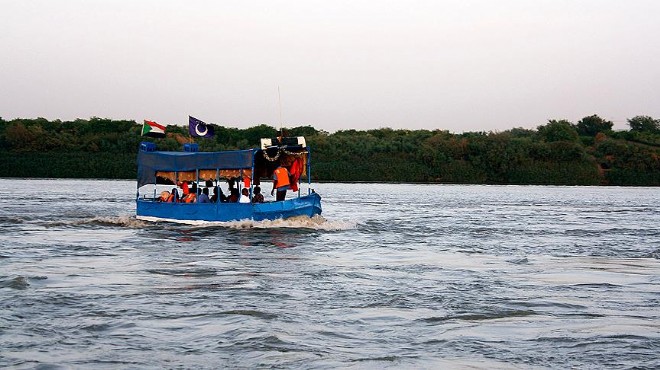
[1, 0, 659, 133]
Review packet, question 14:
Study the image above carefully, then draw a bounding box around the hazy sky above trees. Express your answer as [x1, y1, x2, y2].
[1, 0, 659, 132]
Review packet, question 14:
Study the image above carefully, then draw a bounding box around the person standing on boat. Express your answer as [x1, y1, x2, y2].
[271, 165, 290, 201]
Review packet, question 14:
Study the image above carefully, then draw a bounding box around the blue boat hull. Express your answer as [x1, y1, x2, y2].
[136, 193, 322, 222]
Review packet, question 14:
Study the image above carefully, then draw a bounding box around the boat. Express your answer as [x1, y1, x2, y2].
[136, 137, 322, 223]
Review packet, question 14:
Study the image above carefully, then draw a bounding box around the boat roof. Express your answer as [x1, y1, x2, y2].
[137, 149, 255, 187]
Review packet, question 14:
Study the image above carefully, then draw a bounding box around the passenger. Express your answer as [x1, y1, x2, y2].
[211, 185, 226, 203]
[239, 188, 250, 203]
[183, 188, 197, 203]
[158, 190, 171, 202]
[190, 182, 198, 196]
[228, 188, 239, 203]
[198, 188, 211, 203]
[167, 188, 178, 202]
[271, 165, 291, 201]
[252, 186, 264, 203]
[178, 181, 190, 195]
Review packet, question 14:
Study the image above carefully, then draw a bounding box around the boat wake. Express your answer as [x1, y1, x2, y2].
[223, 215, 357, 231]
[53, 215, 152, 229]
[87, 215, 152, 228]
[138, 214, 357, 231]
[42, 214, 354, 231]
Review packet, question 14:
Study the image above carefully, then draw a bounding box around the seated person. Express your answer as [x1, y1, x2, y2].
[167, 188, 178, 202]
[239, 188, 250, 203]
[158, 190, 171, 202]
[182, 191, 197, 203]
[252, 186, 264, 203]
[177, 181, 190, 196]
[198, 188, 211, 203]
[212, 186, 227, 203]
[228, 188, 239, 203]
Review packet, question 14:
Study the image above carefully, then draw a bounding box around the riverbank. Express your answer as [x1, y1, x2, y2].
[1, 117, 658, 186]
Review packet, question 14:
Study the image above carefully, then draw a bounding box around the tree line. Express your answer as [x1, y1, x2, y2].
[0, 115, 658, 185]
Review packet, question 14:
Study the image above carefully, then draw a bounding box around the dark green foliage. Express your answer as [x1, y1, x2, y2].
[576, 114, 613, 136]
[537, 120, 579, 142]
[594, 136, 660, 185]
[285, 125, 322, 137]
[507, 161, 600, 185]
[0, 116, 658, 185]
[0, 152, 135, 179]
[628, 115, 660, 134]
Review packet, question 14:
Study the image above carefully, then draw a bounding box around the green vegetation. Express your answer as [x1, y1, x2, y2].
[1, 115, 659, 185]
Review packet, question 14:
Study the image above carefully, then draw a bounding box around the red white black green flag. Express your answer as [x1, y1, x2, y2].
[141, 120, 166, 137]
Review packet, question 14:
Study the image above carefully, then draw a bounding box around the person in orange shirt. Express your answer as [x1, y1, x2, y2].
[271, 165, 290, 201]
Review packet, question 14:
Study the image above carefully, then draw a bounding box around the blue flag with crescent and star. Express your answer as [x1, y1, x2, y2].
[189, 116, 214, 138]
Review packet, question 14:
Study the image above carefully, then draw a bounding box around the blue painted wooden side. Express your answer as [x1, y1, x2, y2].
[136, 193, 322, 222]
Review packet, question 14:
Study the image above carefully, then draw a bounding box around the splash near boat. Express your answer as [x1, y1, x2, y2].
[136, 137, 322, 223]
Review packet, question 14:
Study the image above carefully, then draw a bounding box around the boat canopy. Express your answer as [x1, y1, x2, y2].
[137, 149, 254, 188]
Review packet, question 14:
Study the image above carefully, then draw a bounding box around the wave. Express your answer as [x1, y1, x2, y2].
[46, 215, 150, 229]
[645, 249, 660, 259]
[85, 215, 151, 228]
[40, 214, 356, 231]
[222, 215, 357, 231]
[420, 309, 537, 323]
[0, 276, 30, 290]
[0, 215, 31, 224]
[141, 215, 357, 231]
[0, 275, 46, 290]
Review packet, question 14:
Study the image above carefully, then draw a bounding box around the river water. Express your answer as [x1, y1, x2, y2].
[1, 179, 658, 369]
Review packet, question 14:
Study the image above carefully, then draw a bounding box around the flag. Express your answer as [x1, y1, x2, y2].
[189, 116, 214, 138]
[141, 120, 166, 137]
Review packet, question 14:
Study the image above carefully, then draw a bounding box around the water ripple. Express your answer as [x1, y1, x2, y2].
[1, 180, 659, 368]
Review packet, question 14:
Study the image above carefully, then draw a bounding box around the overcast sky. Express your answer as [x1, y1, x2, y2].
[1, 0, 659, 132]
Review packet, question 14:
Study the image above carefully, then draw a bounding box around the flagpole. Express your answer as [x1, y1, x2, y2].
[278, 86, 283, 139]
[188, 115, 193, 144]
